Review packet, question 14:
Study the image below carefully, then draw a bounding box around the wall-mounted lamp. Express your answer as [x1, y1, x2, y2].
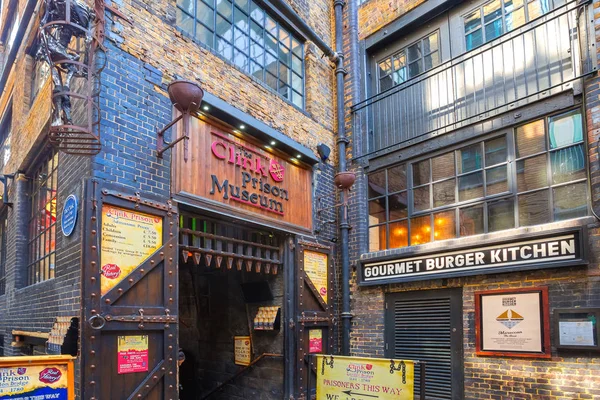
[157, 80, 204, 161]
[0, 174, 15, 207]
[316, 143, 331, 162]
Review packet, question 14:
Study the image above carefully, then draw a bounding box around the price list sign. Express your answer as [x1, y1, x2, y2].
[100, 205, 163, 295]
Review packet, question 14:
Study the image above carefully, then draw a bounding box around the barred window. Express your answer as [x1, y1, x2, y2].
[368, 108, 587, 251]
[0, 100, 11, 170]
[176, 0, 305, 108]
[27, 149, 58, 285]
[0, 209, 6, 295]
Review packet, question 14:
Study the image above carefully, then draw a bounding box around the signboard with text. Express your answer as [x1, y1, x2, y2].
[172, 116, 313, 232]
[359, 229, 585, 285]
[304, 250, 328, 304]
[234, 336, 252, 366]
[117, 335, 149, 374]
[0, 356, 75, 400]
[316, 355, 414, 400]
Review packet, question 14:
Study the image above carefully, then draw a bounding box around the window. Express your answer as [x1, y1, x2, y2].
[27, 149, 58, 285]
[377, 32, 440, 92]
[0, 209, 6, 295]
[368, 108, 587, 251]
[464, 0, 551, 51]
[1, 10, 19, 73]
[0, 101, 11, 170]
[176, 0, 305, 108]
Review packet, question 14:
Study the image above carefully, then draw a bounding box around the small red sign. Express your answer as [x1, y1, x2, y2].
[102, 264, 121, 279]
[17, 368, 26, 375]
[269, 160, 285, 182]
[39, 367, 62, 384]
[309, 330, 323, 354]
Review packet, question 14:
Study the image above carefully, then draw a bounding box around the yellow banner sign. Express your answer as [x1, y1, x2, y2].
[304, 250, 328, 303]
[100, 205, 163, 295]
[316, 355, 414, 400]
[0, 355, 75, 400]
[234, 336, 252, 366]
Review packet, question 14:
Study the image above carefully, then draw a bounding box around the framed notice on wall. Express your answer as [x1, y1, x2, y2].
[554, 308, 600, 351]
[475, 287, 551, 358]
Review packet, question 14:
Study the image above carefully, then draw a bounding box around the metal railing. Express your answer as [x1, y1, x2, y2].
[352, 0, 596, 158]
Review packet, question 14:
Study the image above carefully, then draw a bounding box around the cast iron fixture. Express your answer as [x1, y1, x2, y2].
[0, 174, 15, 206]
[334, 171, 356, 190]
[157, 80, 204, 161]
[316, 143, 331, 162]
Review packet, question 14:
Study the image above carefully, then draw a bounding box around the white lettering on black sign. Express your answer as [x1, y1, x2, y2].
[360, 233, 582, 284]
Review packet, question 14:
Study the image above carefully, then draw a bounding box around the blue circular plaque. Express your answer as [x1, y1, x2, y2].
[61, 194, 78, 237]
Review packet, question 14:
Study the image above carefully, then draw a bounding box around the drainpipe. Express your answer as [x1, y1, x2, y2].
[333, 0, 352, 356]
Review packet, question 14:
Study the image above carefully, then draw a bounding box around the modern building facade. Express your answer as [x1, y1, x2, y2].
[349, 0, 600, 398]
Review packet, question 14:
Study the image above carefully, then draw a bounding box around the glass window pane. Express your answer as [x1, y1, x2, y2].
[553, 182, 587, 221]
[413, 160, 430, 186]
[292, 38, 302, 56]
[265, 15, 277, 36]
[250, 61, 263, 80]
[465, 9, 482, 32]
[388, 165, 407, 193]
[488, 198, 515, 232]
[408, 61, 422, 78]
[368, 171, 386, 198]
[410, 215, 432, 245]
[292, 54, 302, 74]
[178, 0, 194, 13]
[279, 27, 290, 48]
[549, 109, 583, 149]
[466, 29, 483, 51]
[177, 9, 194, 34]
[459, 204, 483, 236]
[392, 68, 407, 85]
[485, 136, 507, 166]
[457, 143, 482, 173]
[279, 43, 290, 65]
[528, 0, 549, 20]
[216, 37, 233, 59]
[279, 62, 290, 85]
[198, 1, 215, 29]
[235, 0, 248, 12]
[484, 18, 503, 41]
[216, 0, 232, 19]
[392, 52, 405, 70]
[250, 1, 264, 23]
[369, 198, 387, 224]
[551, 144, 586, 184]
[516, 119, 546, 157]
[234, 48, 248, 71]
[486, 165, 508, 195]
[265, 72, 277, 91]
[389, 220, 408, 249]
[407, 42, 421, 62]
[378, 58, 392, 77]
[234, 27, 249, 52]
[234, 6, 248, 28]
[433, 179, 456, 208]
[250, 40, 263, 63]
[379, 77, 393, 92]
[483, 0, 502, 23]
[216, 15, 233, 39]
[424, 52, 440, 71]
[265, 52, 277, 75]
[458, 171, 484, 201]
[516, 154, 547, 192]
[292, 72, 302, 92]
[413, 186, 430, 212]
[519, 190, 550, 226]
[432, 152, 455, 181]
[265, 32, 278, 54]
[278, 82, 290, 99]
[196, 22, 213, 46]
[506, 8, 526, 31]
[389, 192, 408, 220]
[423, 33, 438, 54]
[434, 210, 456, 241]
[369, 225, 386, 252]
[292, 92, 303, 108]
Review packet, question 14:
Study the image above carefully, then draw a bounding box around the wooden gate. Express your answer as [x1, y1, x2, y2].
[295, 241, 335, 399]
[81, 180, 179, 400]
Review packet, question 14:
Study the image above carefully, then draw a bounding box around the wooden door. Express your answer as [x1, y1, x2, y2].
[295, 241, 335, 399]
[81, 180, 179, 400]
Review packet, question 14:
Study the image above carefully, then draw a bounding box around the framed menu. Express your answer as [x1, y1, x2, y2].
[554, 308, 600, 351]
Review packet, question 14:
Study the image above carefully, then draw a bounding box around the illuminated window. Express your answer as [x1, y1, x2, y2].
[0, 209, 6, 295]
[464, 0, 552, 51]
[377, 31, 440, 92]
[368, 108, 587, 251]
[27, 149, 58, 285]
[176, 0, 305, 108]
[0, 101, 11, 170]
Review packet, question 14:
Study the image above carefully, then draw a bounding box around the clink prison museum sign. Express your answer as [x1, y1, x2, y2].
[358, 230, 586, 285]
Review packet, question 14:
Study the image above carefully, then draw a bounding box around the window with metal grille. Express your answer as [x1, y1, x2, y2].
[176, 0, 305, 108]
[0, 100, 12, 170]
[464, 0, 553, 51]
[376, 31, 440, 93]
[0, 209, 7, 295]
[27, 149, 58, 285]
[368, 108, 587, 251]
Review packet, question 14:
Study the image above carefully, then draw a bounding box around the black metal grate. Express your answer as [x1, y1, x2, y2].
[392, 298, 453, 399]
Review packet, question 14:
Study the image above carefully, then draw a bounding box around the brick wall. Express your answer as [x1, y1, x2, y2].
[358, 0, 426, 41]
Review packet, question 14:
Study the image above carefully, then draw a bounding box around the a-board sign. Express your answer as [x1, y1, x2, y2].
[0, 355, 75, 400]
[234, 336, 252, 366]
[316, 355, 414, 400]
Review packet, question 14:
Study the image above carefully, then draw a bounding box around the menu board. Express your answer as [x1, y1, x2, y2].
[304, 250, 328, 303]
[100, 205, 163, 295]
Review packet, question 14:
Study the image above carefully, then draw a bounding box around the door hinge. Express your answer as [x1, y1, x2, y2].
[385, 343, 389, 350]
[385, 302, 388, 310]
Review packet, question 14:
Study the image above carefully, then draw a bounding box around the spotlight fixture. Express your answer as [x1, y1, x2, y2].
[316, 143, 331, 161]
[270, 140, 276, 146]
[202, 105, 209, 111]
[240, 124, 246, 129]
[296, 154, 302, 159]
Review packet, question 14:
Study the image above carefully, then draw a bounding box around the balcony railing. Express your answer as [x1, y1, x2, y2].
[351, 0, 596, 157]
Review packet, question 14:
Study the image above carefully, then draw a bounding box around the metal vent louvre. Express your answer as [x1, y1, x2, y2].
[392, 298, 453, 400]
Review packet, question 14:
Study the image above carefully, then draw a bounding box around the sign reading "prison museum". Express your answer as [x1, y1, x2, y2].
[359, 230, 585, 285]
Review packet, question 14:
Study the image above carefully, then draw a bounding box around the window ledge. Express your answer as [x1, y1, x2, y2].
[16, 277, 56, 292]
[360, 216, 596, 261]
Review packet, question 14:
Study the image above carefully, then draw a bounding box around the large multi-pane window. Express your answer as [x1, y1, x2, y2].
[368, 108, 587, 251]
[0, 210, 6, 296]
[0, 101, 11, 170]
[464, 0, 552, 51]
[27, 149, 58, 285]
[176, 0, 305, 108]
[377, 31, 440, 92]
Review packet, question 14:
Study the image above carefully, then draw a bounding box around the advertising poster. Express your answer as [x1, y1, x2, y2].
[316, 355, 414, 400]
[304, 250, 328, 303]
[117, 335, 149, 374]
[309, 329, 323, 353]
[234, 337, 252, 366]
[0, 356, 74, 400]
[480, 292, 543, 353]
[100, 205, 163, 295]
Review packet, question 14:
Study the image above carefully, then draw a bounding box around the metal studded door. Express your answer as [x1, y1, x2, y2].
[295, 241, 335, 399]
[81, 180, 179, 400]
